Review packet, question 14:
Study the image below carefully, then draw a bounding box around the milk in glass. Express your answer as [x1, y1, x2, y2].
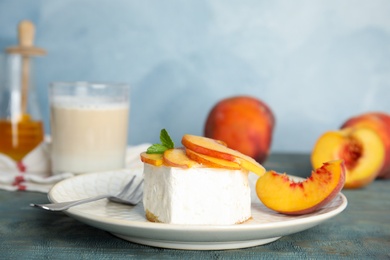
[49, 83, 129, 174]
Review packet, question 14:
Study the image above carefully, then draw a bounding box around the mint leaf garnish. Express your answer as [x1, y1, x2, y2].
[160, 129, 174, 149]
[146, 144, 168, 154]
[146, 129, 175, 154]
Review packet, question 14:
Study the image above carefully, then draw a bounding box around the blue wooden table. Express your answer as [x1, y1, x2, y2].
[1, 153, 389, 259]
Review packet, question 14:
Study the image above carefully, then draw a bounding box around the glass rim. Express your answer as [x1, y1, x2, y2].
[49, 81, 129, 89]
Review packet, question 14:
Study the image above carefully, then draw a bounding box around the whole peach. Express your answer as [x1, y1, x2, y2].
[341, 112, 390, 179]
[204, 96, 275, 163]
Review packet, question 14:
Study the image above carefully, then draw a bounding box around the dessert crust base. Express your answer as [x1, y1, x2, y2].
[145, 209, 252, 225]
[145, 209, 162, 223]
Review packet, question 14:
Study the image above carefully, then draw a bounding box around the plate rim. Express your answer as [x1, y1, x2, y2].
[47, 169, 348, 246]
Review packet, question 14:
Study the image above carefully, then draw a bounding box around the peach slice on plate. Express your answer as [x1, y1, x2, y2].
[140, 152, 163, 166]
[163, 148, 200, 168]
[185, 148, 241, 170]
[256, 160, 346, 215]
[311, 127, 385, 189]
[182, 134, 265, 176]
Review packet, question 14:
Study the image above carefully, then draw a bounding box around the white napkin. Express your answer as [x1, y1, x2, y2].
[0, 141, 150, 193]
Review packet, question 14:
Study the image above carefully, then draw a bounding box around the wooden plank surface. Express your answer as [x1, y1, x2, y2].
[1, 153, 389, 259]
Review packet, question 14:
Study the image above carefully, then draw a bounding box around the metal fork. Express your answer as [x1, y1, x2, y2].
[30, 175, 143, 211]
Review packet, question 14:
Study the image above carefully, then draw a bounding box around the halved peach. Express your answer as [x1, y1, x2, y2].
[311, 127, 385, 189]
[182, 134, 265, 176]
[140, 152, 163, 166]
[256, 160, 346, 215]
[163, 148, 200, 168]
[341, 112, 390, 179]
[185, 148, 241, 170]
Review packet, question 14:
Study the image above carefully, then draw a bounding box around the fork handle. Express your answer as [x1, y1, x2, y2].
[30, 194, 111, 211]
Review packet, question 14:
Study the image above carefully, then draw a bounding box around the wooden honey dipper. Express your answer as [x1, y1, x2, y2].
[6, 20, 46, 116]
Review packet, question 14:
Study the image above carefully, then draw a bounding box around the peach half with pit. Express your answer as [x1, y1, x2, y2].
[311, 127, 385, 189]
[182, 134, 266, 176]
[256, 160, 346, 215]
[341, 112, 390, 179]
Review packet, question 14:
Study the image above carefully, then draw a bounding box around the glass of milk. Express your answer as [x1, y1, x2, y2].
[49, 82, 130, 174]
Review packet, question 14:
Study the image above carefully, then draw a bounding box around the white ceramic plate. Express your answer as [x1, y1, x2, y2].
[48, 168, 348, 250]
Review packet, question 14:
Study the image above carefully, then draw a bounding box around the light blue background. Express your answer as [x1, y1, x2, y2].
[1, 0, 389, 153]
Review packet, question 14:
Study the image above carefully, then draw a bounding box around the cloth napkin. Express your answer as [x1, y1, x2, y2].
[0, 141, 150, 193]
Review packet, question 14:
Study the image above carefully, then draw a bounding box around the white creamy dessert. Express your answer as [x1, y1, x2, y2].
[142, 163, 251, 225]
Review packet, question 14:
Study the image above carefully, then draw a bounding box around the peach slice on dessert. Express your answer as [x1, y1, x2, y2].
[140, 152, 164, 166]
[163, 148, 200, 168]
[256, 160, 346, 215]
[182, 134, 265, 176]
[185, 148, 242, 170]
[311, 127, 385, 189]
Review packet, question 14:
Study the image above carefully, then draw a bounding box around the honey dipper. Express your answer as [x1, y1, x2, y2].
[6, 20, 46, 116]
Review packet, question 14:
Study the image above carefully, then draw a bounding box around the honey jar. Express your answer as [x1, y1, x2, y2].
[0, 20, 46, 161]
